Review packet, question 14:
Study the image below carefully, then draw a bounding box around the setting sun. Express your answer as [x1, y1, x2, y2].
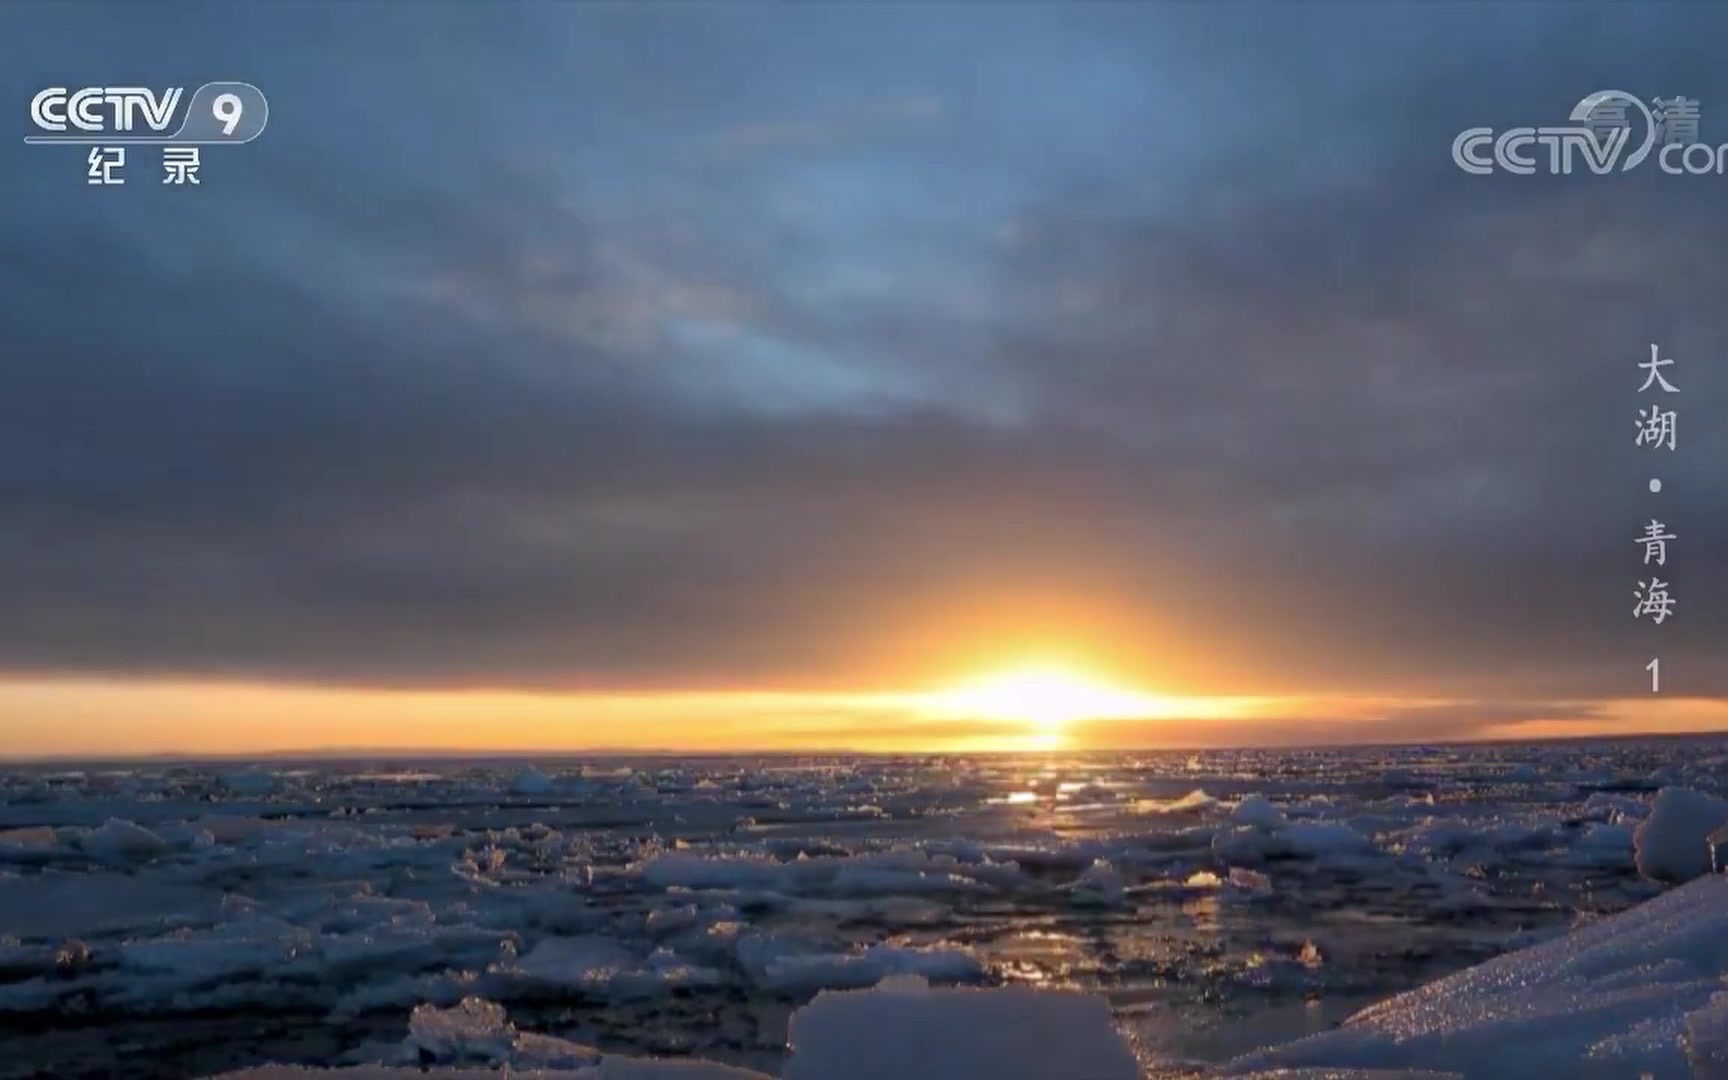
[926, 663, 1170, 738]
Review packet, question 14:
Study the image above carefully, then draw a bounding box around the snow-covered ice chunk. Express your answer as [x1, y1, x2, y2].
[401, 996, 602, 1069]
[1232, 794, 1287, 829]
[1633, 785, 1728, 883]
[405, 997, 517, 1063]
[782, 974, 1138, 1080]
[1226, 874, 1728, 1077]
[1215, 821, 1374, 863]
[76, 818, 170, 862]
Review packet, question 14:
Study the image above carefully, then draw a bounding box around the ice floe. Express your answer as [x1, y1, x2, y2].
[1633, 785, 1728, 883]
[783, 974, 1138, 1079]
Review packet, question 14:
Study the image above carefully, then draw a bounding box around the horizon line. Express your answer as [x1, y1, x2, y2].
[5, 727, 1725, 766]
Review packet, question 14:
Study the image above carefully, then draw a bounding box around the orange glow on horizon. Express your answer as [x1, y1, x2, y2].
[0, 674, 1726, 759]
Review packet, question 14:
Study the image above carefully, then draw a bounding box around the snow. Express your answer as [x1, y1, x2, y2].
[781, 974, 1139, 1080]
[1226, 873, 1728, 1077]
[1632, 785, 1728, 883]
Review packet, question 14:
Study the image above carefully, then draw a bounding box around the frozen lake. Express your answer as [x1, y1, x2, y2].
[0, 737, 1717, 1078]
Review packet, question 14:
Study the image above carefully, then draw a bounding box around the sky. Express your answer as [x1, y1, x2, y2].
[3, 2, 1728, 757]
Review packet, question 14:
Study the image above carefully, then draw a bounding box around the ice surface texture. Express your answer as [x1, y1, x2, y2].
[1, 739, 1723, 1077]
[208, 864, 1728, 1079]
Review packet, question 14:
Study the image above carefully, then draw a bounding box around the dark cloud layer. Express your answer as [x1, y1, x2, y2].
[3, 4, 1728, 715]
